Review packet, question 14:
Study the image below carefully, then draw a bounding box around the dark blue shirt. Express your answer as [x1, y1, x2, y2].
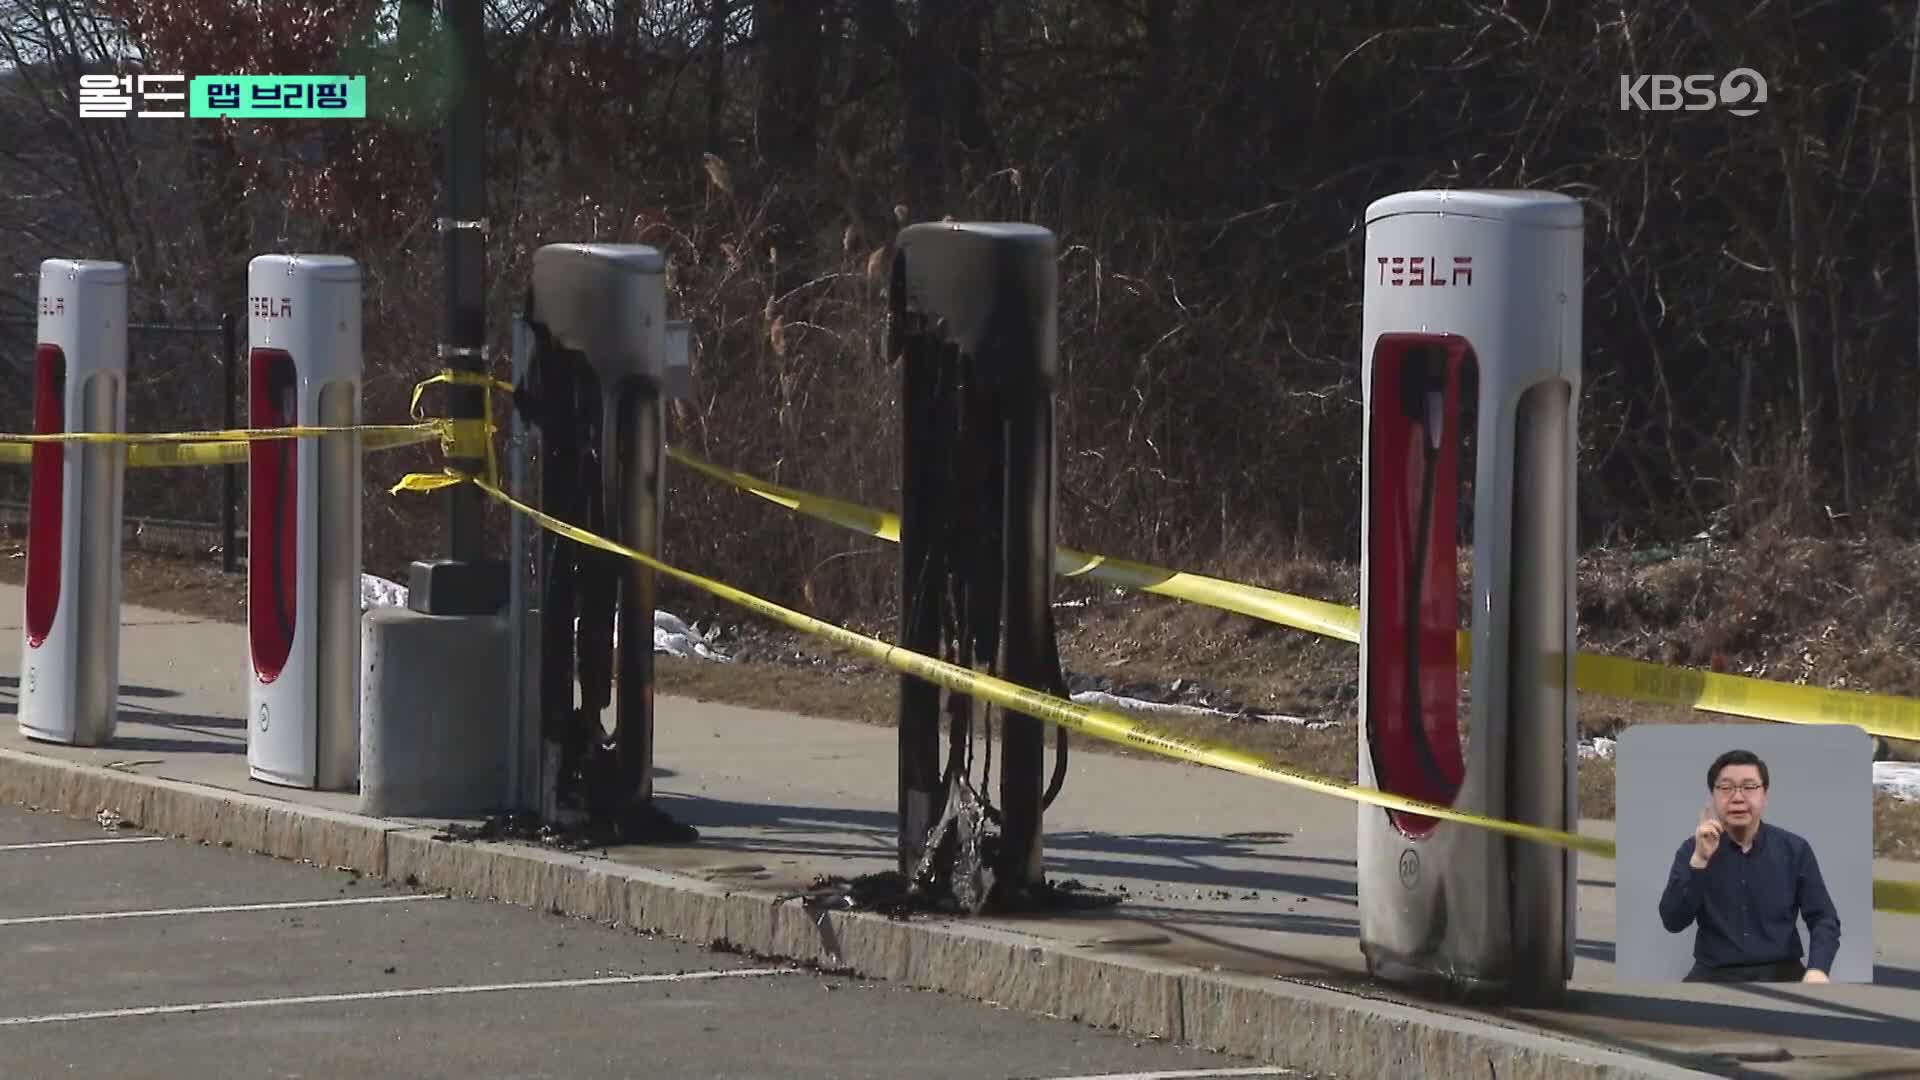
[1657, 820, 1841, 974]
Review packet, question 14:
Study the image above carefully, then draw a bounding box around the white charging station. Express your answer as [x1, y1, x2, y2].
[246, 254, 363, 791]
[1356, 190, 1583, 998]
[17, 259, 128, 747]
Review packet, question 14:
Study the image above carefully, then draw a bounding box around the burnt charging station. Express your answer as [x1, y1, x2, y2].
[506, 242, 694, 840]
[890, 222, 1073, 912]
[17, 259, 127, 748]
[245, 254, 364, 792]
[1356, 190, 1584, 1000]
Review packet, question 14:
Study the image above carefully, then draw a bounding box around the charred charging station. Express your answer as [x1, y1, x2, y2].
[1356, 190, 1583, 999]
[17, 259, 128, 748]
[506, 242, 694, 841]
[246, 254, 364, 791]
[890, 222, 1073, 912]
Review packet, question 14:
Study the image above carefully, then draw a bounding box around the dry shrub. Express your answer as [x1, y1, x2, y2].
[1577, 515, 1920, 701]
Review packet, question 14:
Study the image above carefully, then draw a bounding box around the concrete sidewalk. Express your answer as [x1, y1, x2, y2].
[3, 585, 1918, 1079]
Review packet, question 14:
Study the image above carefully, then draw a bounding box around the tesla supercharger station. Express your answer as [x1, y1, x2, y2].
[246, 254, 363, 791]
[1356, 190, 1583, 1000]
[505, 243, 694, 839]
[17, 259, 128, 747]
[889, 222, 1066, 910]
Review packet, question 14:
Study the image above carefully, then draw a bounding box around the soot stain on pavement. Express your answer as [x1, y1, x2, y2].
[432, 810, 633, 854]
[777, 871, 1123, 921]
[427, 810, 1123, 922]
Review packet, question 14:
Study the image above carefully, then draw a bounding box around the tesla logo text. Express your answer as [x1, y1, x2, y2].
[1377, 256, 1473, 287]
[251, 295, 292, 319]
[39, 296, 65, 316]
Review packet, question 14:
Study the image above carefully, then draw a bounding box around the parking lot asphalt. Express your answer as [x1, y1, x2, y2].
[0, 803, 1306, 1080]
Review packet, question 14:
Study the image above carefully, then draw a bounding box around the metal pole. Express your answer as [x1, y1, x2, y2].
[444, 0, 486, 561]
[407, 0, 505, 615]
[221, 311, 237, 574]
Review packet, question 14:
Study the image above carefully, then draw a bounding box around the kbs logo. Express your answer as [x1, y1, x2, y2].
[1376, 256, 1473, 288]
[39, 295, 65, 316]
[251, 295, 292, 319]
[1619, 69, 1766, 117]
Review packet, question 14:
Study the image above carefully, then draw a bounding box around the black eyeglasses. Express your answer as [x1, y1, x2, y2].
[1713, 781, 1764, 794]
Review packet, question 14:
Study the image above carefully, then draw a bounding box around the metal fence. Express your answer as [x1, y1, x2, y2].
[0, 313, 241, 570]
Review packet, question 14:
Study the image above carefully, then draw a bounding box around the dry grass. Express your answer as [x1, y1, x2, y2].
[1580, 758, 1617, 821]
[0, 536, 246, 624]
[1577, 519, 1920, 701]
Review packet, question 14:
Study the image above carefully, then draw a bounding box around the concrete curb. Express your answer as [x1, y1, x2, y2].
[1, 748, 1723, 1080]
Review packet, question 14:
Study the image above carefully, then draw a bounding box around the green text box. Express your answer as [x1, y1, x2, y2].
[190, 76, 365, 118]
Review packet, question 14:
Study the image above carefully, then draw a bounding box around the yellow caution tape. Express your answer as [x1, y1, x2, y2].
[1877, 878, 1920, 915]
[0, 421, 444, 446]
[409, 369, 516, 404]
[666, 447, 1363, 642]
[0, 423, 457, 470]
[666, 446, 1920, 744]
[0, 426, 443, 468]
[392, 470, 467, 494]
[1572, 652, 1920, 742]
[1052, 549, 1362, 644]
[395, 465, 1920, 917]
[409, 368, 513, 483]
[667, 448, 901, 542]
[0, 371, 501, 470]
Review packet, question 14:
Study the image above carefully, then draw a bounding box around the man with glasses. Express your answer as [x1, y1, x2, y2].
[1657, 749, 1841, 983]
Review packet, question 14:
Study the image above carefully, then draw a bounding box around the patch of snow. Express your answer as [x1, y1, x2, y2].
[1069, 689, 1337, 730]
[654, 611, 730, 662]
[1578, 736, 1616, 760]
[572, 611, 733, 662]
[361, 573, 409, 611]
[1874, 761, 1920, 802]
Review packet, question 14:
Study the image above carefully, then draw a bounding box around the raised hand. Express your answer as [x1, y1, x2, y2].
[1691, 801, 1722, 869]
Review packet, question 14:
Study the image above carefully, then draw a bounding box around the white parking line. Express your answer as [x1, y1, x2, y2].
[0, 968, 798, 1026]
[0, 893, 445, 927]
[0, 837, 167, 852]
[1029, 1070, 1297, 1079]
[1029, 1060, 1297, 1068]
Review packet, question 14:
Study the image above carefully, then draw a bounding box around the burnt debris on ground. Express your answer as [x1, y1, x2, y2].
[777, 775, 1123, 920]
[777, 871, 1122, 921]
[432, 791, 701, 851]
[433, 810, 606, 851]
